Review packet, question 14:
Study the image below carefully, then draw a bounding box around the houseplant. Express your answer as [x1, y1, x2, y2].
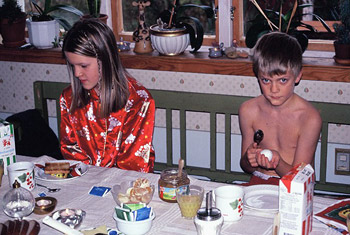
[82, 0, 108, 24]
[0, 0, 27, 48]
[333, 0, 350, 64]
[150, 0, 214, 55]
[27, 0, 83, 49]
[245, 0, 332, 52]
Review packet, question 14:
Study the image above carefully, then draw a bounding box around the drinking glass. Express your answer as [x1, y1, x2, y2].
[176, 185, 204, 219]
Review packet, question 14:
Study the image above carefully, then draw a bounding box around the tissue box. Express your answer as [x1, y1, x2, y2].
[279, 163, 315, 235]
[0, 119, 16, 175]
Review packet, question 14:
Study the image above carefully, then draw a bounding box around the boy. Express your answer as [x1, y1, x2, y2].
[239, 32, 322, 185]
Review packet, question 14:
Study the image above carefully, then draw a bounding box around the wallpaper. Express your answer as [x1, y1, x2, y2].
[0, 61, 349, 146]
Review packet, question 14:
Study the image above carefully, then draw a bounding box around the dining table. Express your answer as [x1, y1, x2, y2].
[0, 155, 343, 235]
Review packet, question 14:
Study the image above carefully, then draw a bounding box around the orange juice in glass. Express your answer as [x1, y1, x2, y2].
[177, 185, 204, 219]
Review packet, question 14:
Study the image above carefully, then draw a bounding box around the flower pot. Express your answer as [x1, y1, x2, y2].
[0, 16, 26, 48]
[333, 41, 350, 65]
[81, 14, 108, 24]
[27, 19, 59, 49]
[334, 41, 350, 59]
[149, 25, 190, 56]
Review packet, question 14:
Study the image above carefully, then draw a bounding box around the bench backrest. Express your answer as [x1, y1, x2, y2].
[33, 81, 350, 194]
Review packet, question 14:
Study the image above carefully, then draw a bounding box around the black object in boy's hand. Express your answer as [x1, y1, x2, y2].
[254, 129, 264, 146]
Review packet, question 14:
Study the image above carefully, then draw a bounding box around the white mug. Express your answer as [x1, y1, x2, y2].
[7, 162, 35, 191]
[214, 185, 244, 222]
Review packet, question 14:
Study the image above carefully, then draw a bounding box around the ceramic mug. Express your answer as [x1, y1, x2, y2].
[7, 162, 35, 191]
[214, 185, 244, 222]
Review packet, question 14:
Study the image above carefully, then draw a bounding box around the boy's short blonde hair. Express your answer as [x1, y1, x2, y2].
[252, 32, 302, 78]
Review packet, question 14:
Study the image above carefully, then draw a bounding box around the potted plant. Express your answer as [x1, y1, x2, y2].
[333, 0, 350, 64]
[245, 0, 332, 53]
[82, 0, 108, 24]
[149, 0, 214, 55]
[27, 0, 83, 49]
[0, 0, 27, 48]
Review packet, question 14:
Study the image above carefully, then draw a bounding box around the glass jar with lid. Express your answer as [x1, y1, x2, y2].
[158, 168, 190, 203]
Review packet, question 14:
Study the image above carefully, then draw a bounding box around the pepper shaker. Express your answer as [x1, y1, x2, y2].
[194, 191, 223, 235]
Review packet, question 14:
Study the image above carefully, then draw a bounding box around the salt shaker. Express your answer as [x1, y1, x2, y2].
[194, 191, 223, 235]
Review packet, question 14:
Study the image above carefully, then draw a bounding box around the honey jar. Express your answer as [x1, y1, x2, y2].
[158, 168, 190, 203]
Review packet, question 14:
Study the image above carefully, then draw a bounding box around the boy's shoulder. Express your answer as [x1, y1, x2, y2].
[295, 95, 322, 120]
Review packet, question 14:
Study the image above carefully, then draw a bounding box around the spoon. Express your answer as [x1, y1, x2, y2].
[254, 129, 264, 146]
[37, 183, 61, 193]
[178, 158, 184, 178]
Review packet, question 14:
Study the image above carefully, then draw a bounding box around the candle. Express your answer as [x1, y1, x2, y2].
[36, 199, 51, 207]
[61, 208, 75, 217]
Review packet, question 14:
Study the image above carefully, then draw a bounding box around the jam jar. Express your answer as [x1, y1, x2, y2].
[158, 168, 190, 203]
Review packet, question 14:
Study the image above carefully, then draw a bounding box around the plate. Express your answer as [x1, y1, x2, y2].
[244, 184, 279, 212]
[35, 160, 89, 181]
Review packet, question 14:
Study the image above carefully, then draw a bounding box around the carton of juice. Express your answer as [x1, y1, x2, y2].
[279, 163, 315, 235]
[0, 119, 16, 175]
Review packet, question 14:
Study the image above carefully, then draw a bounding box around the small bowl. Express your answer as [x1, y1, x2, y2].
[34, 196, 57, 215]
[112, 210, 155, 235]
[111, 180, 155, 206]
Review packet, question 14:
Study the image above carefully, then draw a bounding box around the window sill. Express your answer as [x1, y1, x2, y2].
[0, 46, 349, 83]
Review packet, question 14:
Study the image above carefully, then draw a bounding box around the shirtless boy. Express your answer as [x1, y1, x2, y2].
[239, 32, 322, 185]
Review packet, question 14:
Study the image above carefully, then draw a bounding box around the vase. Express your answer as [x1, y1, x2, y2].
[149, 25, 190, 56]
[27, 19, 59, 49]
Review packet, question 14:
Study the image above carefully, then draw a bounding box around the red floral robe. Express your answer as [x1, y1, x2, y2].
[59, 77, 155, 173]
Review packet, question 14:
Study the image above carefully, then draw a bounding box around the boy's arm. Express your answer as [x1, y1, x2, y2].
[265, 108, 322, 176]
[239, 101, 260, 174]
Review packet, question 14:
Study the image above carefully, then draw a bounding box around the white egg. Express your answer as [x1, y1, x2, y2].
[261, 149, 273, 161]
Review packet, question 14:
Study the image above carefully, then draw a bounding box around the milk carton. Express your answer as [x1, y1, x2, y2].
[0, 119, 16, 175]
[279, 163, 315, 235]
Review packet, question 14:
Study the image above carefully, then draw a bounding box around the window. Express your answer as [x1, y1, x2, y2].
[112, 0, 220, 46]
[16, 0, 339, 52]
[233, 0, 340, 51]
[20, 0, 88, 29]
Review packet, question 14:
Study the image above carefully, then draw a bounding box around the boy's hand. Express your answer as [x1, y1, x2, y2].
[247, 142, 261, 167]
[256, 149, 280, 169]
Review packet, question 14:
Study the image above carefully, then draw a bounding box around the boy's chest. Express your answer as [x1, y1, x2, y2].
[254, 114, 300, 151]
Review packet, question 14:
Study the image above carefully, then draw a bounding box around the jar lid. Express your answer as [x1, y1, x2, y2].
[196, 207, 222, 221]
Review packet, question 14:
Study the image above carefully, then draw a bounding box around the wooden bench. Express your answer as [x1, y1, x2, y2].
[33, 81, 350, 194]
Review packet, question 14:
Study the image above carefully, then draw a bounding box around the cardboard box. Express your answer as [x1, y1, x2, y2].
[279, 163, 315, 235]
[0, 119, 16, 175]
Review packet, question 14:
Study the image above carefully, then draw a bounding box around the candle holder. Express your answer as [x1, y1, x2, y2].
[34, 196, 57, 215]
[117, 40, 131, 52]
[52, 208, 86, 229]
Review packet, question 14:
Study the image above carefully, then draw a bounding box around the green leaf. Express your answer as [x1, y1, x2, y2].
[17, 173, 27, 183]
[229, 199, 238, 210]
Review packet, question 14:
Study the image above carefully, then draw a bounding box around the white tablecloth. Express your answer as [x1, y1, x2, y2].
[0, 156, 340, 235]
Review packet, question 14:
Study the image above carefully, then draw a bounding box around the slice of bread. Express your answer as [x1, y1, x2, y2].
[44, 162, 70, 177]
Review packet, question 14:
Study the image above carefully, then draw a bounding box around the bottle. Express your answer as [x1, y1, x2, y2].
[158, 168, 190, 203]
[194, 191, 223, 235]
[3, 180, 35, 220]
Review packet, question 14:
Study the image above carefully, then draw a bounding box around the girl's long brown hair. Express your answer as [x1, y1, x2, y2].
[62, 19, 129, 118]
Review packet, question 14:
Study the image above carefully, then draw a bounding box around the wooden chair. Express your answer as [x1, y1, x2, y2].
[33, 81, 350, 194]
